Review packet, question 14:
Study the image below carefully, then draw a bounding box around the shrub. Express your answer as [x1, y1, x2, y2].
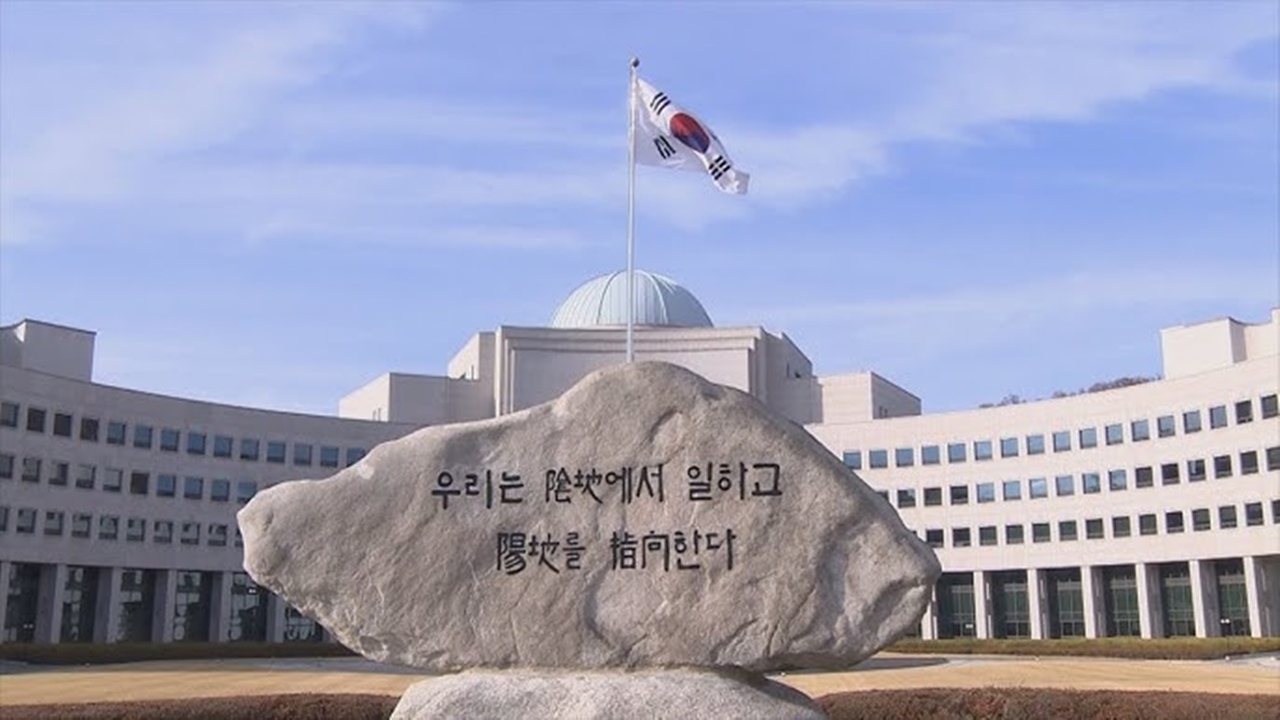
[819, 688, 1280, 720]
[885, 637, 1280, 661]
[0, 641, 356, 666]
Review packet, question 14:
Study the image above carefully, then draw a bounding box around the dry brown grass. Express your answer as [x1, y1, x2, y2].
[4, 689, 1278, 720]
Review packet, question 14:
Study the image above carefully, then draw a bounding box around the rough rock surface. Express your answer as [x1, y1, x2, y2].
[239, 361, 939, 672]
[390, 668, 826, 720]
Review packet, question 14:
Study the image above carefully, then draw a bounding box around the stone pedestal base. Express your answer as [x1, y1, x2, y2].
[391, 667, 826, 719]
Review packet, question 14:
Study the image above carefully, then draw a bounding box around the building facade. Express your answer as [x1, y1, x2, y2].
[2, 272, 1277, 645]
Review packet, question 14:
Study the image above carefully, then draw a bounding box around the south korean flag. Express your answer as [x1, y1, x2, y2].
[632, 77, 750, 195]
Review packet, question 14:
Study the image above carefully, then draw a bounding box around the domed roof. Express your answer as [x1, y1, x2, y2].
[550, 270, 713, 329]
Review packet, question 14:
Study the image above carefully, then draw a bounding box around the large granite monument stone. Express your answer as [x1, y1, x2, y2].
[239, 361, 940, 718]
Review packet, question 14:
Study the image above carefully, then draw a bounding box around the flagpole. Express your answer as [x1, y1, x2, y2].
[625, 56, 639, 363]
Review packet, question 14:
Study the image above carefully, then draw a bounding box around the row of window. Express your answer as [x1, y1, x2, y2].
[877, 446, 1279, 510]
[1, 507, 241, 547]
[0, 456, 260, 503]
[843, 393, 1278, 470]
[0, 400, 367, 468]
[917, 499, 1279, 550]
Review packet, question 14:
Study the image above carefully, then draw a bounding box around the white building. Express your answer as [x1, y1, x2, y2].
[2, 270, 1277, 644]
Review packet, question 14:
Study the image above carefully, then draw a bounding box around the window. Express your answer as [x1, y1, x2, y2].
[160, 428, 180, 452]
[1130, 419, 1150, 441]
[80, 417, 100, 442]
[894, 447, 914, 467]
[22, 457, 41, 483]
[869, 449, 888, 469]
[294, 443, 314, 466]
[1219, 505, 1237, 529]
[184, 476, 204, 499]
[1029, 477, 1048, 499]
[976, 482, 995, 503]
[1082, 473, 1101, 494]
[1262, 393, 1279, 419]
[1245, 502, 1264, 526]
[973, 440, 993, 461]
[979, 526, 997, 546]
[103, 468, 123, 492]
[267, 441, 287, 464]
[345, 447, 366, 466]
[0, 453, 11, 480]
[949, 485, 969, 505]
[1000, 437, 1019, 458]
[154, 521, 173, 543]
[181, 522, 201, 545]
[26, 406, 47, 433]
[1273, 500, 1280, 524]
[0, 401, 18, 428]
[1059, 520, 1078, 541]
[1112, 516, 1131, 538]
[17, 507, 37, 534]
[237, 480, 258, 504]
[133, 424, 153, 449]
[877, 490, 890, 503]
[1052, 431, 1071, 452]
[44, 510, 65, 536]
[1268, 446, 1280, 472]
[187, 432, 207, 455]
[1078, 428, 1097, 449]
[1139, 514, 1157, 536]
[1182, 410, 1202, 434]
[1108, 469, 1127, 491]
[208, 524, 228, 547]
[1055, 475, 1074, 497]
[213, 435, 234, 458]
[1135, 466, 1154, 488]
[1104, 424, 1123, 445]
[921, 445, 940, 465]
[1165, 511, 1184, 534]
[75, 464, 95, 489]
[897, 489, 916, 509]
[1235, 400, 1253, 424]
[1157, 415, 1176, 437]
[128, 471, 149, 495]
[1213, 455, 1233, 479]
[1005, 524, 1024, 544]
[211, 479, 231, 502]
[0, 506, 9, 532]
[126, 517, 145, 542]
[53, 412, 73, 437]
[106, 421, 126, 445]
[1160, 463, 1180, 485]
[48, 461, 69, 486]
[154, 474, 175, 498]
[1192, 508, 1210, 532]
[72, 513, 91, 538]
[1032, 523, 1051, 543]
[1240, 451, 1259, 475]
[924, 487, 943, 506]
[952, 527, 971, 547]
[240, 438, 260, 461]
[1002, 479, 1022, 501]
[925, 529, 944, 548]
[1187, 459, 1206, 482]
[1026, 434, 1045, 455]
[1208, 405, 1228, 428]
[947, 443, 966, 463]
[98, 515, 119, 540]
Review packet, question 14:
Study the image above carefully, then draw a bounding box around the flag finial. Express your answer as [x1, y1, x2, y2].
[630, 57, 639, 69]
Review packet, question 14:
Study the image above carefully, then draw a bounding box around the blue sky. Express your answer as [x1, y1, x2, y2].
[2, 1, 1277, 415]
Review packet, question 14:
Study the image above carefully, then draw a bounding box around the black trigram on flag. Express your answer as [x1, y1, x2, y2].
[707, 155, 732, 180]
[653, 136, 677, 159]
[649, 91, 672, 117]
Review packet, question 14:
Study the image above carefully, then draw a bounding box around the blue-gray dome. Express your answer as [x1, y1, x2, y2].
[550, 270, 713, 328]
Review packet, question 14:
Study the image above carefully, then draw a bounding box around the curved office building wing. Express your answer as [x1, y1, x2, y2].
[1, 293, 1277, 644]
